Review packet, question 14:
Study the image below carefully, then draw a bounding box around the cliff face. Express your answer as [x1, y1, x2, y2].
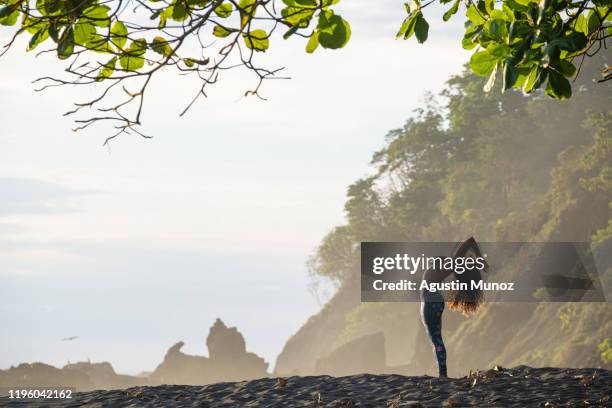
[274, 280, 360, 376]
[276, 228, 612, 378]
[274, 285, 611, 378]
[273, 136, 612, 377]
[274, 283, 430, 377]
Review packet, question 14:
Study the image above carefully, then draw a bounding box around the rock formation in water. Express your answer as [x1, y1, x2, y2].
[63, 361, 141, 389]
[0, 361, 142, 391]
[206, 318, 269, 381]
[149, 318, 269, 385]
[148, 341, 210, 385]
[0, 318, 269, 390]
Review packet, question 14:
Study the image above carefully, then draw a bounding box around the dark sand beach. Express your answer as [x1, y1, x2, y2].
[1, 366, 609, 407]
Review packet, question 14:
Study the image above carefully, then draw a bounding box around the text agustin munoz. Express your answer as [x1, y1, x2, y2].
[369, 253, 515, 292]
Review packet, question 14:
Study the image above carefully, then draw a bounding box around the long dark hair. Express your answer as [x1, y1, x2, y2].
[447, 238, 487, 315]
[447, 266, 484, 315]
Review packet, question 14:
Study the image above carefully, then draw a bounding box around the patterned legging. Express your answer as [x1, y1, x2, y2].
[421, 300, 447, 377]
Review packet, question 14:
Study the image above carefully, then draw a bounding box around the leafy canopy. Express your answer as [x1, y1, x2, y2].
[0, 0, 609, 138]
[398, 0, 611, 99]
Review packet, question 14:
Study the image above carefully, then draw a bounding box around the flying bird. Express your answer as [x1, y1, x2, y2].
[61, 336, 79, 341]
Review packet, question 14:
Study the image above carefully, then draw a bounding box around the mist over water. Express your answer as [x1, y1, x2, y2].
[0, 244, 319, 374]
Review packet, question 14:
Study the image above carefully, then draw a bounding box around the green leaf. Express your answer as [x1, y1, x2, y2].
[526, 3, 538, 25]
[586, 10, 600, 35]
[83, 5, 110, 27]
[239, 0, 258, 27]
[37, 0, 64, 17]
[466, 5, 486, 25]
[533, 67, 548, 89]
[27, 26, 49, 51]
[545, 70, 571, 99]
[0, 5, 15, 19]
[489, 9, 508, 21]
[443, 0, 460, 22]
[187, 0, 210, 5]
[88, 34, 115, 53]
[512, 0, 535, 6]
[484, 63, 498, 92]
[564, 32, 588, 52]
[111, 21, 128, 49]
[48, 23, 59, 42]
[150, 8, 163, 20]
[548, 32, 588, 55]
[120, 39, 146, 71]
[305, 31, 319, 53]
[508, 20, 532, 44]
[243, 29, 269, 51]
[281, 6, 315, 27]
[522, 65, 539, 93]
[159, 12, 167, 28]
[283, 25, 299, 39]
[317, 12, 351, 49]
[573, 14, 587, 35]
[57, 26, 74, 59]
[283, 0, 317, 5]
[214, 2, 233, 18]
[213, 25, 237, 37]
[172, 0, 189, 21]
[462, 36, 478, 49]
[544, 40, 561, 60]
[151, 36, 173, 56]
[487, 43, 511, 58]
[502, 59, 518, 90]
[397, 12, 418, 39]
[513, 66, 531, 88]
[96, 57, 116, 81]
[502, 3, 516, 20]
[592, 0, 611, 6]
[0, 6, 19, 26]
[23, 15, 44, 34]
[414, 14, 429, 43]
[487, 18, 508, 41]
[321, 0, 340, 7]
[556, 60, 576, 77]
[470, 50, 499, 76]
[461, 25, 481, 49]
[158, 7, 174, 28]
[74, 21, 96, 46]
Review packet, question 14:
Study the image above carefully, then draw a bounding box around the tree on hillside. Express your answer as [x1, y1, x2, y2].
[0, 0, 609, 138]
[308, 54, 610, 285]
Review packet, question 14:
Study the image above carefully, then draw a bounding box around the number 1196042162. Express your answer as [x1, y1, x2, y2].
[5, 388, 73, 399]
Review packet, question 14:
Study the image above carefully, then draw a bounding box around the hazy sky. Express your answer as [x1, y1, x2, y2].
[0, 1, 468, 374]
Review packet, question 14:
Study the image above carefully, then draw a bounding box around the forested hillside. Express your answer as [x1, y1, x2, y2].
[275, 54, 612, 378]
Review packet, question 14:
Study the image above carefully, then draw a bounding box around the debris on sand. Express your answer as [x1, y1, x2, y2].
[1, 366, 609, 407]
